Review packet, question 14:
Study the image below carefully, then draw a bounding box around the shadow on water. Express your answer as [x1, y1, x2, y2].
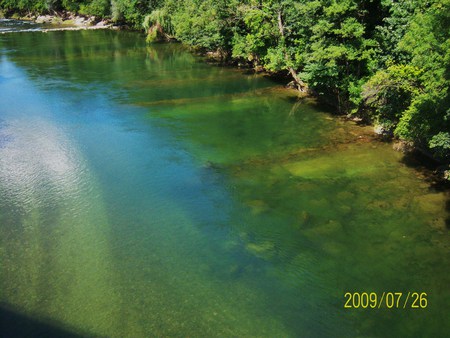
[0, 304, 85, 338]
[400, 149, 450, 232]
[401, 149, 450, 185]
[401, 148, 439, 170]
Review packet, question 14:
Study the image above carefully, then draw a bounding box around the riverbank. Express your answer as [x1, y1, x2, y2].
[194, 45, 449, 183]
[0, 11, 117, 33]
[1, 13, 448, 183]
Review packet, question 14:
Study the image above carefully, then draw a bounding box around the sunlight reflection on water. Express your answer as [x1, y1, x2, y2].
[0, 117, 86, 213]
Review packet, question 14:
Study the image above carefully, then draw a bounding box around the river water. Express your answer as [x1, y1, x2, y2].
[0, 25, 449, 337]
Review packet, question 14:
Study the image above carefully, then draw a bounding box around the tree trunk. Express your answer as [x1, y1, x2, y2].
[288, 67, 306, 92]
[277, 10, 306, 92]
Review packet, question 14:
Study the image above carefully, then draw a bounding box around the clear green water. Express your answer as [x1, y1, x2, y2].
[0, 29, 449, 337]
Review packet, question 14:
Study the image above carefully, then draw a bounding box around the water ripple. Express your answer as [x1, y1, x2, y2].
[0, 19, 44, 34]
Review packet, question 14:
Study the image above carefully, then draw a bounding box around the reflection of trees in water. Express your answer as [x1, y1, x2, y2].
[3, 30, 144, 81]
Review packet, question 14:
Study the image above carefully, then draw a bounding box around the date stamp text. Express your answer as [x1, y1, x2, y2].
[344, 292, 428, 309]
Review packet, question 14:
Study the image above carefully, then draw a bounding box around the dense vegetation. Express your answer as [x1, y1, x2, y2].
[1, 0, 449, 170]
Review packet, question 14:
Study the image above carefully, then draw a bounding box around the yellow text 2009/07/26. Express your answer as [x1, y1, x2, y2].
[344, 292, 428, 309]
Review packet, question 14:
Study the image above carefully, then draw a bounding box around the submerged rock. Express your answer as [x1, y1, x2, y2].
[321, 241, 345, 255]
[292, 211, 312, 230]
[413, 193, 446, 214]
[203, 161, 219, 169]
[429, 217, 446, 230]
[246, 241, 275, 259]
[246, 199, 268, 215]
[338, 205, 352, 215]
[303, 220, 342, 239]
[336, 191, 355, 201]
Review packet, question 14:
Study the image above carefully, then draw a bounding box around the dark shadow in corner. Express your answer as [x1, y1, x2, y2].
[0, 304, 86, 338]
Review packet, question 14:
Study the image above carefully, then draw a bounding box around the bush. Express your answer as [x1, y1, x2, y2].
[361, 64, 422, 131]
[79, 0, 110, 17]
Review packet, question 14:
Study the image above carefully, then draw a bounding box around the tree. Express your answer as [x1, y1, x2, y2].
[361, 64, 423, 131]
[395, 0, 450, 157]
[231, 1, 307, 89]
[301, 0, 379, 112]
[162, 0, 233, 52]
[374, 0, 419, 65]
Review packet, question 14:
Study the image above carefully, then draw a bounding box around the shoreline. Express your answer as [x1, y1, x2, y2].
[1, 14, 448, 183]
[0, 12, 119, 34]
[0, 25, 117, 34]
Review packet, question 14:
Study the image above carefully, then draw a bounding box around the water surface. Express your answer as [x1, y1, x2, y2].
[0, 29, 449, 337]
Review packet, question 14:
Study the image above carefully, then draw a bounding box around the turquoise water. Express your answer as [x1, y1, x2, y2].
[0, 28, 449, 337]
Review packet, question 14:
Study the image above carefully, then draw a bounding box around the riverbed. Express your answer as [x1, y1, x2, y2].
[0, 26, 449, 337]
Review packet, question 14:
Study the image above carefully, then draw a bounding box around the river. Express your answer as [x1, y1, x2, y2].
[0, 24, 449, 337]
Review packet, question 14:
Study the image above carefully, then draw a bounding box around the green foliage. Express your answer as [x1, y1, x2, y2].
[60, 0, 82, 12]
[109, 0, 160, 27]
[0, 0, 448, 161]
[375, 0, 418, 65]
[354, 0, 450, 161]
[429, 132, 450, 159]
[145, 27, 158, 43]
[362, 64, 422, 128]
[231, 3, 278, 65]
[394, 0, 450, 157]
[302, 0, 379, 111]
[162, 0, 232, 51]
[143, 9, 174, 37]
[79, 0, 110, 17]
[0, 0, 51, 13]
